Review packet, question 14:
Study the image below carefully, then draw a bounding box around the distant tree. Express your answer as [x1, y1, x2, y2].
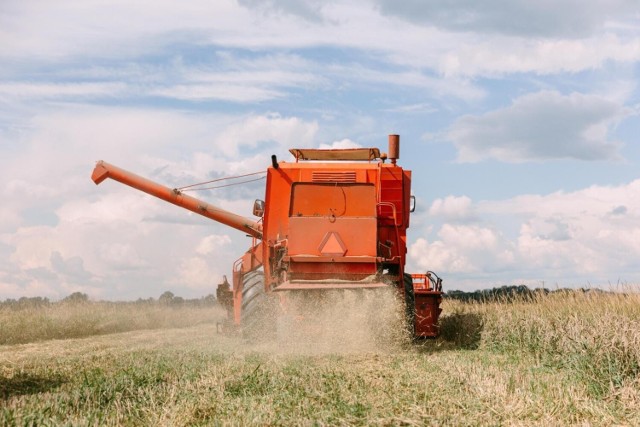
[62, 292, 89, 304]
[201, 294, 216, 306]
[444, 285, 550, 303]
[159, 291, 175, 305]
[0, 298, 17, 308]
[17, 296, 50, 308]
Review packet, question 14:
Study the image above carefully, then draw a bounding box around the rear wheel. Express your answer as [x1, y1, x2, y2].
[241, 270, 275, 339]
[404, 273, 416, 338]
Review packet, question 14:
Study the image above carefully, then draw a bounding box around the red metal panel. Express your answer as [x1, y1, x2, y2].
[286, 255, 380, 263]
[274, 281, 388, 291]
[311, 171, 357, 183]
[413, 291, 442, 338]
[289, 183, 376, 217]
[379, 166, 404, 226]
[288, 217, 377, 257]
[403, 169, 412, 227]
[287, 261, 377, 281]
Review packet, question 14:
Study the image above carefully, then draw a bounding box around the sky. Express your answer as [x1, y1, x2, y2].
[1, 0, 639, 301]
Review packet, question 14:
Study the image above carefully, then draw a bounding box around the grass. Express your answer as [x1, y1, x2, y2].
[0, 302, 222, 345]
[443, 289, 640, 400]
[1, 290, 639, 425]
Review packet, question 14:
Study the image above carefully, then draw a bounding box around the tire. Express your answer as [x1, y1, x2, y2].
[240, 270, 274, 339]
[404, 273, 416, 338]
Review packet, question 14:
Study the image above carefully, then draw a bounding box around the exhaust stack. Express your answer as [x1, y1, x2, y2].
[388, 134, 399, 165]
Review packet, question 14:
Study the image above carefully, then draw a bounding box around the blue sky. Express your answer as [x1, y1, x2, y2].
[1, 0, 639, 300]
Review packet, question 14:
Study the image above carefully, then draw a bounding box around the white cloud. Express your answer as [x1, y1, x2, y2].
[8, 226, 58, 271]
[0, 53, 323, 105]
[0, 82, 128, 100]
[0, 208, 22, 232]
[410, 224, 513, 274]
[150, 64, 323, 103]
[5, 179, 59, 199]
[0, 106, 311, 210]
[325, 64, 486, 101]
[223, 2, 640, 77]
[213, 113, 319, 157]
[384, 103, 437, 114]
[171, 256, 221, 290]
[318, 138, 361, 149]
[153, 84, 284, 103]
[0, 0, 248, 60]
[436, 34, 640, 77]
[0, 275, 59, 299]
[449, 91, 628, 162]
[410, 237, 459, 272]
[0, 104, 323, 300]
[97, 243, 147, 270]
[2, 194, 247, 300]
[195, 234, 232, 255]
[428, 195, 474, 221]
[2, 0, 638, 82]
[481, 180, 640, 219]
[409, 179, 640, 289]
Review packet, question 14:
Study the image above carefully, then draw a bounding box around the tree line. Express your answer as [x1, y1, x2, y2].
[444, 284, 607, 302]
[0, 291, 218, 309]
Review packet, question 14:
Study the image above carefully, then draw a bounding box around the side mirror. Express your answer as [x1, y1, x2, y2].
[253, 199, 265, 217]
[409, 195, 416, 213]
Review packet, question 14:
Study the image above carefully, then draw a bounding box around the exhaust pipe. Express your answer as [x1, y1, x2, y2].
[388, 134, 399, 165]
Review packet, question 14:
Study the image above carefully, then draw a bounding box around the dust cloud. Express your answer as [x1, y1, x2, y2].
[244, 287, 411, 355]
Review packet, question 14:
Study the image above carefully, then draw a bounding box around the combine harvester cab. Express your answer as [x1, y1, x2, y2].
[92, 134, 443, 339]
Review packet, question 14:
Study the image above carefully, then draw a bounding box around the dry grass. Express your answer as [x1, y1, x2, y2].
[0, 302, 223, 345]
[1, 289, 639, 425]
[441, 288, 640, 400]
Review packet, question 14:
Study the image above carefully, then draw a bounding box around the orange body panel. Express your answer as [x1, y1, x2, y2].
[260, 160, 412, 289]
[288, 217, 377, 257]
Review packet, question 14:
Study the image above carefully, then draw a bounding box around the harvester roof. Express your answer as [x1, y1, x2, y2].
[289, 148, 381, 161]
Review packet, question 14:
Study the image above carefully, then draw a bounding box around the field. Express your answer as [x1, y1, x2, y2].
[2, 290, 639, 426]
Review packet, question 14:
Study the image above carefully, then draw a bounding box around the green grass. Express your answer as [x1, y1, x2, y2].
[1, 290, 639, 425]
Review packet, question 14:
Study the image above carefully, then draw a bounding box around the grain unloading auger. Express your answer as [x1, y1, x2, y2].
[92, 135, 443, 338]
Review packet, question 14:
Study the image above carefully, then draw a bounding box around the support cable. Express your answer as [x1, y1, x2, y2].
[181, 176, 266, 191]
[176, 170, 267, 192]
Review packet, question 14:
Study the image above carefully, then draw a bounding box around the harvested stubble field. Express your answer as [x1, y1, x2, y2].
[1, 289, 639, 426]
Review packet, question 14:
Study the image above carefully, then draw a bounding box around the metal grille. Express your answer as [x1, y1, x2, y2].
[311, 171, 357, 183]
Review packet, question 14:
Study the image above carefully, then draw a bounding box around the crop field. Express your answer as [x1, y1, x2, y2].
[2, 289, 639, 426]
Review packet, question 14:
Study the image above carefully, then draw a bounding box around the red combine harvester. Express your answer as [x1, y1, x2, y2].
[91, 135, 443, 338]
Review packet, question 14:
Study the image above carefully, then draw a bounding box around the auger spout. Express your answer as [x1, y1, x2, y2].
[91, 160, 263, 239]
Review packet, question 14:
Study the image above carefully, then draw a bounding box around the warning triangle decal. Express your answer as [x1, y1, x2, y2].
[319, 232, 347, 256]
